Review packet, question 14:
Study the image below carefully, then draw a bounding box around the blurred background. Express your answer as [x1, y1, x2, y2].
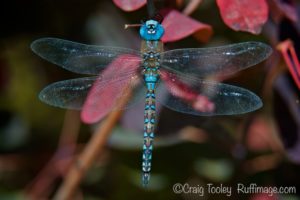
[0, 0, 299, 199]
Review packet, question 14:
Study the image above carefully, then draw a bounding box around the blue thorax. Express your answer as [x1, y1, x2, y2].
[140, 20, 164, 41]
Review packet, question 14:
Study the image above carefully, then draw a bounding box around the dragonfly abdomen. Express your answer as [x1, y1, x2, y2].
[142, 89, 156, 186]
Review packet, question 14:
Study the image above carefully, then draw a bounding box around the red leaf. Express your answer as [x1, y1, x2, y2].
[277, 39, 300, 90]
[246, 117, 274, 151]
[161, 10, 213, 43]
[112, 0, 146, 12]
[216, 0, 268, 34]
[81, 55, 140, 124]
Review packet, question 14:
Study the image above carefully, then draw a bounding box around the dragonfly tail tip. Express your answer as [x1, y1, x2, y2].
[142, 172, 150, 187]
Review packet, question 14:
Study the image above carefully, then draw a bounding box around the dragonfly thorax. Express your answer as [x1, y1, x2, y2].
[141, 40, 163, 90]
[143, 51, 160, 60]
[141, 41, 163, 67]
[143, 52, 160, 67]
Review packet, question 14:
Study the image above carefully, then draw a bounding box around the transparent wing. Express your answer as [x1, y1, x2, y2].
[39, 77, 95, 110]
[81, 55, 145, 123]
[39, 55, 146, 123]
[39, 75, 145, 110]
[156, 70, 262, 116]
[161, 42, 272, 78]
[31, 37, 142, 75]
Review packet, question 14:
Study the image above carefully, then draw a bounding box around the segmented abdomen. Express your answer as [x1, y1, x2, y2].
[142, 89, 156, 186]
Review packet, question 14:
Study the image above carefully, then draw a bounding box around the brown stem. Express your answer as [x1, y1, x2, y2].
[53, 87, 132, 200]
[183, 0, 203, 15]
[25, 110, 81, 200]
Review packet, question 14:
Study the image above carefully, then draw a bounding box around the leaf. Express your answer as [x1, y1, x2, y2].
[161, 10, 213, 43]
[81, 55, 140, 124]
[194, 158, 234, 182]
[112, 0, 146, 12]
[277, 40, 300, 90]
[216, 0, 268, 34]
[246, 116, 278, 152]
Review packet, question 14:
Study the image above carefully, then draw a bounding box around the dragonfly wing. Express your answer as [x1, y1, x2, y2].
[39, 77, 95, 110]
[156, 70, 262, 116]
[161, 42, 272, 78]
[31, 37, 141, 75]
[81, 75, 145, 124]
[81, 55, 145, 124]
[39, 75, 145, 111]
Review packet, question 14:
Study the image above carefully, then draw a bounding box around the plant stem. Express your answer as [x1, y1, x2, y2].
[53, 88, 132, 200]
[25, 110, 80, 200]
[147, 0, 156, 18]
[183, 0, 203, 15]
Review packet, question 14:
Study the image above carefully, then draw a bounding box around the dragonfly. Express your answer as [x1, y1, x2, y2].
[31, 19, 272, 186]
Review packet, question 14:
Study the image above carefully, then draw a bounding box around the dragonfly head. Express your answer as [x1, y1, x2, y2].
[140, 20, 164, 41]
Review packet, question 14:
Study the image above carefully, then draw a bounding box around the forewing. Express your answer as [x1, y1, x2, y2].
[157, 70, 262, 116]
[161, 42, 272, 78]
[31, 37, 141, 75]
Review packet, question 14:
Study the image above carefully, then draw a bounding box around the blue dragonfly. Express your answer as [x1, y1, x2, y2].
[31, 19, 272, 186]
